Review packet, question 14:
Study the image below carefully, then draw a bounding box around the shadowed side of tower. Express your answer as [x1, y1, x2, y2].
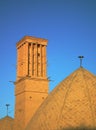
[14, 36, 49, 130]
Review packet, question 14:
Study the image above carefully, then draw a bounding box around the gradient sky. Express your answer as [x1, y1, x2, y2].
[0, 0, 96, 118]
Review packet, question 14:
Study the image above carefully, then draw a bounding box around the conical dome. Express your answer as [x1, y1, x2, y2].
[0, 116, 14, 130]
[25, 67, 96, 130]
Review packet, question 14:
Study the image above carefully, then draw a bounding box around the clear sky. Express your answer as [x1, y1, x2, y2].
[0, 0, 96, 118]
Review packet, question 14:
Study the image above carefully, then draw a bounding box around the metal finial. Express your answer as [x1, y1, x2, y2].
[78, 56, 84, 67]
[6, 104, 10, 116]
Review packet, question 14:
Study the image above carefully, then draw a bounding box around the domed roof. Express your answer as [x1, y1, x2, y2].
[0, 116, 14, 130]
[25, 67, 96, 130]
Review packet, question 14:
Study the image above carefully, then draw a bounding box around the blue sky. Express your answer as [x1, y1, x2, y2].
[0, 0, 96, 118]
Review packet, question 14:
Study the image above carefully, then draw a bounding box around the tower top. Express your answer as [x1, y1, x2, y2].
[16, 35, 48, 80]
[16, 36, 48, 48]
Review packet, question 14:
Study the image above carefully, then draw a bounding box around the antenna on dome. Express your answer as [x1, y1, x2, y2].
[6, 104, 10, 116]
[78, 56, 84, 67]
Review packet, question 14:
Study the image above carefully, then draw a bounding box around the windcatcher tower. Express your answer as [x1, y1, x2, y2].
[14, 36, 49, 129]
